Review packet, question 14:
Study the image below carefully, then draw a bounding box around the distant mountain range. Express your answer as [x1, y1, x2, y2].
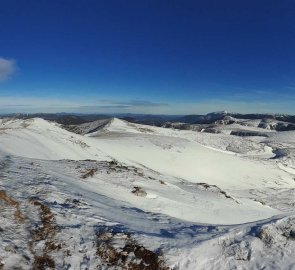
[2, 111, 295, 129]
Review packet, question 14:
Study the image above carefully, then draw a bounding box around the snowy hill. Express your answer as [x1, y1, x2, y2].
[0, 117, 295, 269]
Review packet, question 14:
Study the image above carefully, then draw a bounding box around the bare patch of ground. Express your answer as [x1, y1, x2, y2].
[96, 228, 169, 269]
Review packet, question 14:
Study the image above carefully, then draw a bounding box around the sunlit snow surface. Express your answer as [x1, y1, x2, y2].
[0, 117, 295, 269]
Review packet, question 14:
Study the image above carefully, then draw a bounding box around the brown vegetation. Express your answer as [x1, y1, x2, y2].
[29, 199, 57, 269]
[33, 255, 55, 270]
[81, 168, 98, 179]
[96, 229, 169, 269]
[0, 190, 25, 223]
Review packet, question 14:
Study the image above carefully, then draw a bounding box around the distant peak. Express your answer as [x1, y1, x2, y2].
[207, 111, 228, 116]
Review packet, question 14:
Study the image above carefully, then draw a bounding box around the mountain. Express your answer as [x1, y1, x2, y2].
[2, 111, 295, 130]
[0, 116, 295, 269]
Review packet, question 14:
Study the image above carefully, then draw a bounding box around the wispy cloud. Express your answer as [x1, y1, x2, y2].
[0, 97, 168, 114]
[229, 86, 295, 101]
[0, 57, 16, 81]
[287, 85, 295, 90]
[75, 100, 169, 113]
[1, 104, 33, 107]
[97, 99, 168, 107]
[0, 96, 294, 115]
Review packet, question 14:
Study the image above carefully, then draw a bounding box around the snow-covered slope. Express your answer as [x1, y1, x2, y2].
[1, 117, 295, 269]
[0, 118, 110, 160]
[1, 118, 293, 190]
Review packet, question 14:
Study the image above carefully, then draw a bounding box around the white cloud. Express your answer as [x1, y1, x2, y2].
[0, 57, 16, 81]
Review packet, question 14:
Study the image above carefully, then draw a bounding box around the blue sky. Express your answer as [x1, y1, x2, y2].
[0, 0, 295, 114]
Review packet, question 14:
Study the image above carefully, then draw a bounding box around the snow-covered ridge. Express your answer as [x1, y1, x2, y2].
[1, 117, 293, 188]
[64, 118, 112, 135]
[1, 117, 295, 269]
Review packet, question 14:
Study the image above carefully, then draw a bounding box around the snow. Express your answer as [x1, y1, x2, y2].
[1, 117, 295, 269]
[0, 118, 110, 160]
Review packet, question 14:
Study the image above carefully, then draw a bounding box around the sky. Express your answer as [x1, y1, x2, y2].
[0, 0, 295, 115]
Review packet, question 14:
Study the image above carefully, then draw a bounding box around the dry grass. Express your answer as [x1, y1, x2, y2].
[96, 229, 169, 270]
[81, 168, 97, 179]
[137, 127, 154, 133]
[0, 190, 25, 223]
[33, 255, 55, 270]
[29, 199, 58, 269]
[30, 200, 55, 241]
